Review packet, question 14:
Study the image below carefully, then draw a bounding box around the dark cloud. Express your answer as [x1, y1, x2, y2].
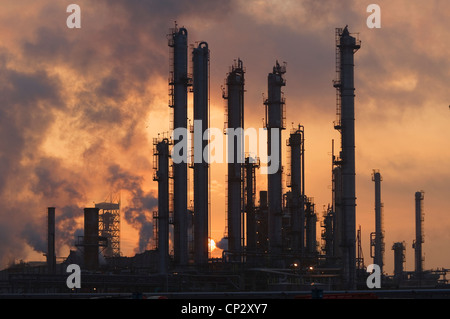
[31, 157, 85, 200]
[216, 237, 228, 250]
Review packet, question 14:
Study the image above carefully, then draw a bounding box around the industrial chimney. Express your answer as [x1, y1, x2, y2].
[47, 207, 56, 274]
[370, 170, 384, 274]
[83, 207, 100, 270]
[413, 191, 425, 274]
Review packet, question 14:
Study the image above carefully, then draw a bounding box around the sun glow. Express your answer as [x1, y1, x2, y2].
[208, 238, 216, 252]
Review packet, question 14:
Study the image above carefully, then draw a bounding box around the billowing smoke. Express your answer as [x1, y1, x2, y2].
[216, 237, 228, 251]
[0, 0, 231, 268]
[107, 164, 158, 253]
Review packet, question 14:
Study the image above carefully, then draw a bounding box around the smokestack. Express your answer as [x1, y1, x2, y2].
[169, 25, 189, 267]
[47, 207, 56, 274]
[333, 26, 360, 289]
[84, 207, 100, 270]
[154, 138, 170, 274]
[265, 61, 286, 260]
[413, 191, 425, 274]
[371, 170, 384, 273]
[192, 42, 210, 266]
[224, 58, 245, 261]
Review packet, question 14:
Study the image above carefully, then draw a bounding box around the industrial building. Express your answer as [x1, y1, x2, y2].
[0, 25, 448, 298]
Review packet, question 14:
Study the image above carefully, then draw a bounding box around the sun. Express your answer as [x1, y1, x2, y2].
[208, 238, 216, 252]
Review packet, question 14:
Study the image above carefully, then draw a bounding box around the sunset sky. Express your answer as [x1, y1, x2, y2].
[0, 0, 448, 275]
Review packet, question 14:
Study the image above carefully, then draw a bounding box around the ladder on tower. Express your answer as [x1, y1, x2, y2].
[333, 28, 342, 131]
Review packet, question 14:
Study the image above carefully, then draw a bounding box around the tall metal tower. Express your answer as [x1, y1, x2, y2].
[168, 25, 190, 267]
[333, 26, 360, 289]
[413, 191, 425, 274]
[153, 137, 171, 274]
[370, 170, 384, 273]
[192, 42, 210, 266]
[286, 125, 305, 256]
[223, 59, 245, 261]
[264, 61, 286, 259]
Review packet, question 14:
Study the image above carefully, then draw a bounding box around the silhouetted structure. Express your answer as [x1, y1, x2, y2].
[414, 191, 425, 274]
[169, 25, 190, 267]
[332, 26, 361, 289]
[370, 170, 384, 274]
[47, 207, 56, 274]
[223, 59, 245, 261]
[264, 61, 286, 262]
[192, 41, 210, 266]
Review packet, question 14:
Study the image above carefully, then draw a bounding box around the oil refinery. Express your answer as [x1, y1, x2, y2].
[0, 24, 449, 299]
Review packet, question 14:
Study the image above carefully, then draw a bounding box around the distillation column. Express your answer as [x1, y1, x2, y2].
[287, 126, 305, 255]
[265, 61, 286, 258]
[154, 139, 170, 274]
[413, 191, 425, 274]
[333, 26, 360, 288]
[169, 26, 189, 266]
[224, 59, 245, 260]
[371, 170, 384, 273]
[192, 42, 210, 265]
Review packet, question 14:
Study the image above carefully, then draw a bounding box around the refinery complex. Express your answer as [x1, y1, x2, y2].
[0, 24, 449, 299]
